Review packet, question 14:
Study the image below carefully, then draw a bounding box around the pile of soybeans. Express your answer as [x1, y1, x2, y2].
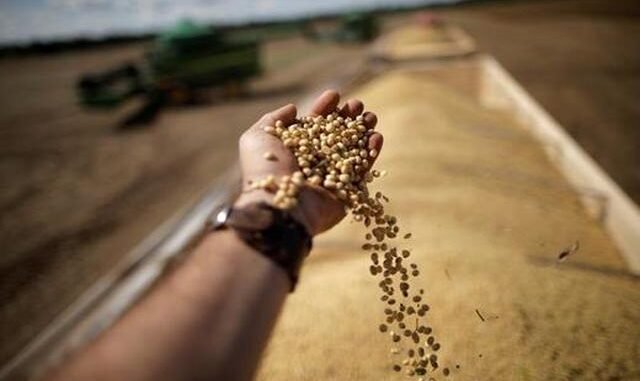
[251, 111, 452, 379]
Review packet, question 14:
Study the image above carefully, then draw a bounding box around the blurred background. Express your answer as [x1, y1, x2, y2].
[0, 0, 639, 380]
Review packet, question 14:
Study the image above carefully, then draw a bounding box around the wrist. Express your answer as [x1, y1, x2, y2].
[234, 189, 316, 235]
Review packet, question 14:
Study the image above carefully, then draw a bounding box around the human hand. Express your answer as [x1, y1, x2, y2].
[235, 90, 383, 236]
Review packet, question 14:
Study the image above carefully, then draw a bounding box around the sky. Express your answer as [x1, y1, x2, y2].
[0, 0, 459, 46]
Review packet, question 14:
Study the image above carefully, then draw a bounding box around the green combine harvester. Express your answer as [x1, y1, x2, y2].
[77, 20, 261, 126]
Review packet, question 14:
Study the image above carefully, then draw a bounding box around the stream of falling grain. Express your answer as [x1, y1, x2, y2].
[354, 191, 449, 378]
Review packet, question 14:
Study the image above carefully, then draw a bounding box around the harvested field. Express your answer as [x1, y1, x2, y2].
[256, 68, 640, 380]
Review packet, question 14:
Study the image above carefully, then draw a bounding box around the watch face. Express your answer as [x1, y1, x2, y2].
[206, 206, 232, 230]
[215, 208, 231, 226]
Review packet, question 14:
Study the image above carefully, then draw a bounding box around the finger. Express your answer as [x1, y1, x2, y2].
[262, 103, 297, 126]
[367, 132, 384, 167]
[363, 111, 377, 130]
[309, 89, 340, 116]
[339, 99, 364, 119]
[368, 132, 383, 152]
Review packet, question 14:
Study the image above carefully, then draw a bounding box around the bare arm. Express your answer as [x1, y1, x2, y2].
[45, 90, 382, 381]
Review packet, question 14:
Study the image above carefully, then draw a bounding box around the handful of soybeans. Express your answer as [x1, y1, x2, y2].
[252, 111, 452, 379]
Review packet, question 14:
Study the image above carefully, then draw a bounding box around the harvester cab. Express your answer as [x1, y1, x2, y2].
[148, 20, 260, 95]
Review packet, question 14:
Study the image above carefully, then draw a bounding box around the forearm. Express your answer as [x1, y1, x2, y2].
[44, 90, 377, 381]
[47, 229, 289, 381]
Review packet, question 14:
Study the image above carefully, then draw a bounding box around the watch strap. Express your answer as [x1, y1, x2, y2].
[215, 202, 312, 291]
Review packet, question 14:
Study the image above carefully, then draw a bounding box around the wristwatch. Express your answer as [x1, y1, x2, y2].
[208, 202, 312, 291]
